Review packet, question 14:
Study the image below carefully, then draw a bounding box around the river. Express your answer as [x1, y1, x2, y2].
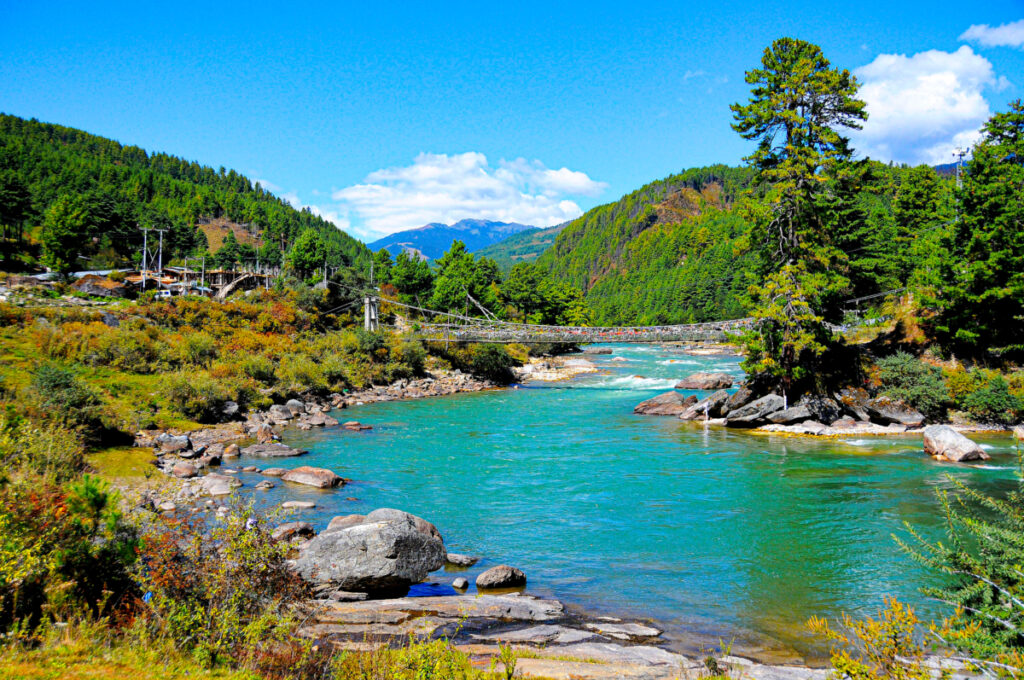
[237, 343, 1022, 662]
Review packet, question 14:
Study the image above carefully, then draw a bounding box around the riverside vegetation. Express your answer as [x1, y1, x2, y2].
[2, 36, 1024, 680]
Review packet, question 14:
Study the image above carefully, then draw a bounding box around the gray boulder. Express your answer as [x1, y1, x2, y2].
[767, 405, 813, 424]
[285, 399, 306, 416]
[923, 425, 990, 462]
[269, 404, 293, 420]
[476, 564, 527, 590]
[221, 401, 240, 419]
[634, 391, 697, 416]
[365, 508, 443, 542]
[157, 434, 191, 454]
[293, 508, 446, 594]
[452, 577, 469, 590]
[675, 372, 734, 390]
[326, 514, 367, 532]
[724, 385, 755, 412]
[679, 389, 731, 420]
[445, 553, 480, 568]
[866, 396, 925, 428]
[726, 394, 785, 426]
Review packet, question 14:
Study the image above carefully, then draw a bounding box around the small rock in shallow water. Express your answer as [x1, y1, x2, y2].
[445, 553, 479, 568]
[255, 480, 275, 490]
[476, 564, 527, 590]
[261, 467, 288, 477]
[242, 465, 259, 472]
[452, 577, 469, 589]
[282, 501, 317, 509]
[223, 443, 240, 457]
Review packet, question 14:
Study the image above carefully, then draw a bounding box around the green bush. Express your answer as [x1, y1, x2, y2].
[29, 363, 104, 429]
[177, 331, 218, 367]
[875, 352, 948, 421]
[238, 355, 276, 385]
[469, 344, 518, 385]
[0, 414, 85, 482]
[166, 372, 233, 424]
[960, 374, 1023, 425]
[0, 475, 138, 636]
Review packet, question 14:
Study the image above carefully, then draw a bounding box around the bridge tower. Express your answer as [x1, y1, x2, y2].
[364, 296, 379, 332]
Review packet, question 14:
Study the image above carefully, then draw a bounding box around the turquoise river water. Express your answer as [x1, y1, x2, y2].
[235, 344, 1022, 662]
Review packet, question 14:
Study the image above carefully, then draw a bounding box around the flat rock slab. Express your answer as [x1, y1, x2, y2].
[241, 443, 308, 457]
[471, 624, 603, 645]
[312, 594, 564, 624]
[504, 657, 671, 680]
[585, 622, 661, 639]
[553, 642, 696, 669]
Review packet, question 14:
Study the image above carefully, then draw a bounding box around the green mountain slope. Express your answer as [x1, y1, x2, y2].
[537, 165, 755, 325]
[0, 113, 369, 272]
[474, 223, 564, 271]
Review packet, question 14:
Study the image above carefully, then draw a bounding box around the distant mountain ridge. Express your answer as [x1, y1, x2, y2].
[367, 219, 536, 260]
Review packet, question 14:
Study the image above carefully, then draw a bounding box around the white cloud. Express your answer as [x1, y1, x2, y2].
[851, 46, 1000, 164]
[329, 152, 607, 240]
[960, 19, 1024, 49]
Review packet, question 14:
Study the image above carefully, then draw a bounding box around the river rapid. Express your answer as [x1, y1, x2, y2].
[237, 343, 1022, 663]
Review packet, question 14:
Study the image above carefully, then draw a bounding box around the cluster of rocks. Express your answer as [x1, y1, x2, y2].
[517, 357, 599, 382]
[330, 372, 495, 408]
[636, 373, 928, 434]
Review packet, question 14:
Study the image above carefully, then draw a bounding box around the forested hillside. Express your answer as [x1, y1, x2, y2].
[538, 161, 955, 325]
[475, 223, 564, 272]
[0, 114, 369, 274]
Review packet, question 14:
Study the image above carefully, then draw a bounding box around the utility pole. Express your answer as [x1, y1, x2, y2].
[953, 147, 967, 190]
[140, 227, 149, 289]
[155, 229, 167, 283]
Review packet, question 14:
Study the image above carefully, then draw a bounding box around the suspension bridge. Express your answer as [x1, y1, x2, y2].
[362, 295, 752, 344]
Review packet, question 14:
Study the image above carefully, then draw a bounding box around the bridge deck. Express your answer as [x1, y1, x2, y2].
[389, 320, 750, 344]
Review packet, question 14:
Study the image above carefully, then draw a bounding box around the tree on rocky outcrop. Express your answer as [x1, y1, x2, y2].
[935, 100, 1024, 360]
[731, 37, 867, 392]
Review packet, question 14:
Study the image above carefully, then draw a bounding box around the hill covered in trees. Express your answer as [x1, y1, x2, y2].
[475, 223, 564, 272]
[0, 114, 370, 275]
[536, 160, 957, 326]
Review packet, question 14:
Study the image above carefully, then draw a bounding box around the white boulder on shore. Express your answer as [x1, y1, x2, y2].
[923, 425, 990, 462]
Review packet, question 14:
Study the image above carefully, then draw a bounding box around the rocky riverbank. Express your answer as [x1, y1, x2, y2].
[515, 355, 600, 382]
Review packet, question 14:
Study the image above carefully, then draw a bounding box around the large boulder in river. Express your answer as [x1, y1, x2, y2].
[866, 396, 925, 428]
[923, 425, 990, 462]
[476, 564, 527, 590]
[679, 390, 731, 420]
[293, 508, 445, 594]
[282, 466, 344, 488]
[726, 394, 785, 427]
[634, 391, 697, 416]
[675, 372, 734, 390]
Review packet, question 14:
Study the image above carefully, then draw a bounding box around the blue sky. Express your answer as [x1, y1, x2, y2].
[2, 0, 1023, 241]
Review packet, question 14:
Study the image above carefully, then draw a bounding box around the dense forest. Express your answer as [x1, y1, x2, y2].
[536, 160, 957, 326]
[0, 114, 370, 275]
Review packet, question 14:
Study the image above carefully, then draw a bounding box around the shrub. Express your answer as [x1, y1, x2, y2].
[960, 374, 1023, 425]
[275, 354, 328, 395]
[134, 504, 306, 669]
[166, 372, 233, 424]
[0, 476, 138, 637]
[468, 344, 518, 385]
[0, 415, 85, 483]
[875, 352, 948, 421]
[177, 331, 218, 367]
[29, 363, 103, 430]
[238, 354, 277, 385]
[808, 599, 933, 680]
